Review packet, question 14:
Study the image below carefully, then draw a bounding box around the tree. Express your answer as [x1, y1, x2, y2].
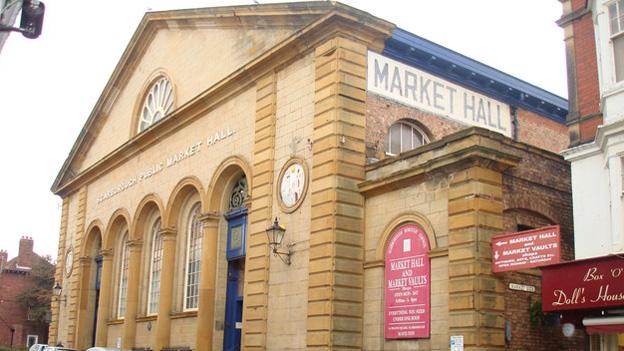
[16, 255, 54, 323]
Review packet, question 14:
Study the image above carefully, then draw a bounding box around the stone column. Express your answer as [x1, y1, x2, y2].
[195, 213, 221, 351]
[122, 239, 143, 350]
[95, 249, 113, 346]
[154, 228, 176, 351]
[448, 166, 506, 350]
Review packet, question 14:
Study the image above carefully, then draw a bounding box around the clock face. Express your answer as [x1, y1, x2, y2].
[64, 247, 73, 277]
[279, 161, 306, 211]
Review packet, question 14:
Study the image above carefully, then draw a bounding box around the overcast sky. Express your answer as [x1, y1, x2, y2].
[0, 0, 566, 260]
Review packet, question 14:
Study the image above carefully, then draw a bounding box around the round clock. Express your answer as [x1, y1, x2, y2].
[64, 247, 74, 277]
[278, 158, 308, 213]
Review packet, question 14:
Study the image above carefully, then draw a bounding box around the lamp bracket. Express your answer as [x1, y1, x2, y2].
[272, 241, 294, 265]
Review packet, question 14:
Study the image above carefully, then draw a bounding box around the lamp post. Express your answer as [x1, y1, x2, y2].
[0, 0, 45, 39]
[52, 282, 66, 306]
[265, 218, 293, 265]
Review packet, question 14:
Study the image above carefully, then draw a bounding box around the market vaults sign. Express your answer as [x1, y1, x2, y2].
[367, 51, 512, 137]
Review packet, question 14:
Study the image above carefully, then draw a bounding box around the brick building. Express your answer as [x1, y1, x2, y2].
[48, 2, 581, 350]
[0, 237, 51, 348]
[536, 0, 624, 350]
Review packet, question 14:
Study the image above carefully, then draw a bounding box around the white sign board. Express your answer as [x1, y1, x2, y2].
[367, 51, 512, 137]
[450, 335, 464, 351]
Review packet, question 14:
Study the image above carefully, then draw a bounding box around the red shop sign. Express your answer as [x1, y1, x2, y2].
[542, 255, 624, 312]
[384, 223, 430, 339]
[491, 225, 560, 273]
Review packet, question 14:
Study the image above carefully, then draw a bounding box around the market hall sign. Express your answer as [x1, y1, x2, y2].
[491, 225, 561, 273]
[542, 255, 624, 312]
[96, 127, 235, 204]
[384, 223, 430, 339]
[367, 51, 512, 137]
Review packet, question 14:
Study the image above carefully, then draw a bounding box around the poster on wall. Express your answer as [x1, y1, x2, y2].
[384, 223, 431, 339]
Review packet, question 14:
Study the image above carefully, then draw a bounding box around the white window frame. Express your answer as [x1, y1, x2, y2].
[26, 335, 38, 348]
[138, 77, 174, 133]
[385, 121, 430, 156]
[147, 217, 163, 315]
[183, 203, 202, 311]
[117, 231, 129, 319]
[607, 0, 624, 82]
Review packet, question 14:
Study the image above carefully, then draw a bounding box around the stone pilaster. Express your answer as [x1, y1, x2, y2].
[75, 256, 93, 349]
[154, 227, 176, 351]
[196, 213, 221, 351]
[67, 186, 87, 348]
[448, 166, 506, 350]
[242, 72, 276, 350]
[49, 196, 70, 345]
[307, 36, 367, 350]
[95, 249, 113, 346]
[122, 239, 143, 350]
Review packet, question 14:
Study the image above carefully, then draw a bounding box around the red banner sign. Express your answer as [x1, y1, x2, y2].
[542, 255, 624, 312]
[384, 223, 430, 339]
[491, 225, 560, 273]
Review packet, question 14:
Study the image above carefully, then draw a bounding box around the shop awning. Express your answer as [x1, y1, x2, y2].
[583, 316, 624, 335]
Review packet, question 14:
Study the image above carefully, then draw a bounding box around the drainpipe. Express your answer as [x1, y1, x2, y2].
[511, 106, 519, 141]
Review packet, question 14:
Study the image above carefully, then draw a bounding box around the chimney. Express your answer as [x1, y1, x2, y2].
[0, 250, 7, 271]
[18, 236, 34, 266]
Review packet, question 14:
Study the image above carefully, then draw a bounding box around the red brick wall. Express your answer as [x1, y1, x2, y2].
[568, 0, 602, 144]
[0, 271, 49, 348]
[516, 109, 569, 153]
[366, 94, 569, 156]
[498, 145, 585, 350]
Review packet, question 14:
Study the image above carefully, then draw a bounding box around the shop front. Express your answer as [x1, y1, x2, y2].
[542, 255, 624, 350]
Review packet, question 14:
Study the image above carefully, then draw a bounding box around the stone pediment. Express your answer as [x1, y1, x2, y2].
[51, 2, 350, 194]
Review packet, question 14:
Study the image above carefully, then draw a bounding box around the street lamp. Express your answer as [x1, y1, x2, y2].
[52, 282, 66, 306]
[0, 0, 45, 39]
[265, 217, 293, 265]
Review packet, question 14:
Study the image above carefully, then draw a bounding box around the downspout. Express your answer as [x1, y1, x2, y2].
[511, 106, 519, 141]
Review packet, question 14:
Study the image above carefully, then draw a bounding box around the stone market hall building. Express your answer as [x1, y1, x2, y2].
[49, 2, 582, 350]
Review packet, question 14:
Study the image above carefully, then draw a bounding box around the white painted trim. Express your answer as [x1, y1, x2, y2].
[146, 217, 162, 316]
[182, 203, 201, 312]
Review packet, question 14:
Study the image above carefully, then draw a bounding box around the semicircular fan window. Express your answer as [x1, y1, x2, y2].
[229, 176, 248, 210]
[138, 77, 174, 132]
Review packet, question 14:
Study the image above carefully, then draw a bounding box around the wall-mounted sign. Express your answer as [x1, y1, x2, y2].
[450, 335, 464, 351]
[491, 225, 560, 273]
[542, 255, 624, 312]
[367, 51, 512, 137]
[384, 223, 430, 339]
[509, 283, 536, 293]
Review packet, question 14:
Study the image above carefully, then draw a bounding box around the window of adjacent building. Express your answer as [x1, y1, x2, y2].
[184, 203, 202, 310]
[26, 335, 38, 348]
[147, 218, 163, 315]
[138, 77, 174, 132]
[608, 0, 624, 82]
[117, 231, 129, 318]
[384, 121, 429, 156]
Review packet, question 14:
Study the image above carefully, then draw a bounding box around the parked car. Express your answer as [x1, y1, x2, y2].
[29, 344, 47, 351]
[44, 347, 78, 351]
[85, 347, 120, 351]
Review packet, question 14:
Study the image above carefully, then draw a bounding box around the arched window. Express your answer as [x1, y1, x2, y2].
[117, 231, 129, 319]
[184, 203, 202, 310]
[147, 218, 163, 315]
[384, 121, 429, 156]
[138, 77, 174, 133]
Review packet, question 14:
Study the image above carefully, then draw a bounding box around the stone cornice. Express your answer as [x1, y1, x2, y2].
[360, 128, 523, 195]
[51, 3, 394, 196]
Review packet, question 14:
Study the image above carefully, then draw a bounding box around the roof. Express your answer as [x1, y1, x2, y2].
[382, 28, 567, 123]
[51, 1, 569, 195]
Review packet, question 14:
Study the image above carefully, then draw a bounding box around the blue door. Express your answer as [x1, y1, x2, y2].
[223, 208, 247, 351]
